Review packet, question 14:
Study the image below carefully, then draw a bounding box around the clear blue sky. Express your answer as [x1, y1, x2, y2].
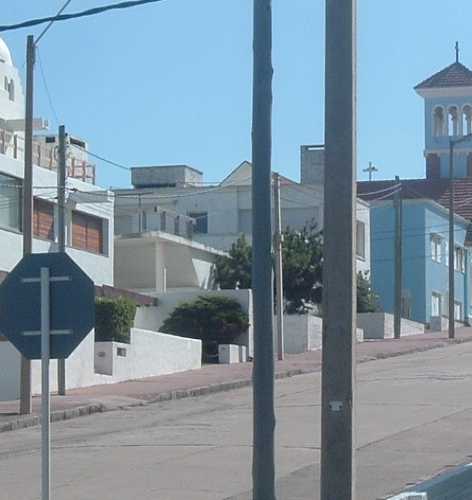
[3, 1, 471, 188]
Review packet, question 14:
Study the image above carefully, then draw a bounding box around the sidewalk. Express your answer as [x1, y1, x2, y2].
[1, 328, 472, 433]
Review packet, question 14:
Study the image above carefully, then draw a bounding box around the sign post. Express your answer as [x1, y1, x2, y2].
[40, 267, 51, 500]
[0, 253, 95, 500]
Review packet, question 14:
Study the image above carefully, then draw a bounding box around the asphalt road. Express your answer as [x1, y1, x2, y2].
[2, 342, 472, 500]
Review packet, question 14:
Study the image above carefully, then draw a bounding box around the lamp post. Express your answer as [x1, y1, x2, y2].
[448, 132, 472, 339]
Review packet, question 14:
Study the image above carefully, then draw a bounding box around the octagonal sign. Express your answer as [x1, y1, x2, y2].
[0, 253, 95, 360]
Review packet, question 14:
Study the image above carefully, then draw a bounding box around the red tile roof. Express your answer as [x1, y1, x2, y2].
[357, 178, 472, 221]
[415, 62, 472, 89]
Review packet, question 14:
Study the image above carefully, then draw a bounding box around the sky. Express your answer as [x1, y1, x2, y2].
[2, 1, 472, 189]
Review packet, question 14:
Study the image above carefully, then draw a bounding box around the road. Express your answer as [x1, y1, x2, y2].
[2, 342, 472, 500]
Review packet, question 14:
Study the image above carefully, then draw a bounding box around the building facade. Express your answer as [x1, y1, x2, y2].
[114, 159, 371, 274]
[0, 37, 114, 286]
[371, 199, 470, 324]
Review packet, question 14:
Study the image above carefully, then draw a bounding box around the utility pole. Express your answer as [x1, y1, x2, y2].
[394, 176, 402, 339]
[20, 34, 35, 415]
[251, 0, 276, 498]
[321, 0, 356, 499]
[449, 140, 455, 339]
[273, 172, 284, 361]
[57, 125, 67, 395]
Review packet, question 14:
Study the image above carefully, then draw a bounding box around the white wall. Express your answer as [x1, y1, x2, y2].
[357, 312, 425, 339]
[94, 328, 201, 381]
[0, 328, 202, 402]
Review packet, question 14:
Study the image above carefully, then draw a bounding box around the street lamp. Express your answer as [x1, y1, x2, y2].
[448, 132, 472, 339]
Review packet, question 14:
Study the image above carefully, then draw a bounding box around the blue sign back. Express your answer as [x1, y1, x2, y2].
[0, 253, 95, 360]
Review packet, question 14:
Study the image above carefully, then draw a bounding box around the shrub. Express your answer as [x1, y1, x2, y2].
[161, 295, 249, 360]
[95, 297, 137, 343]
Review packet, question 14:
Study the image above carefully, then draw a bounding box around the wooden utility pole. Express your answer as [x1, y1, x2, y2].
[273, 172, 284, 361]
[321, 0, 357, 499]
[57, 125, 67, 395]
[393, 176, 402, 339]
[251, 0, 276, 498]
[20, 34, 35, 415]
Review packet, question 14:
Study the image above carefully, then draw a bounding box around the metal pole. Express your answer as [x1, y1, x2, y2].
[57, 126, 66, 396]
[20, 34, 35, 415]
[321, 0, 357, 499]
[273, 172, 284, 360]
[252, 0, 275, 498]
[449, 140, 455, 339]
[40, 267, 51, 500]
[394, 176, 402, 339]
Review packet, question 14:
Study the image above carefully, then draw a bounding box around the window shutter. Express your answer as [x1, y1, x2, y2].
[72, 211, 104, 254]
[33, 198, 54, 241]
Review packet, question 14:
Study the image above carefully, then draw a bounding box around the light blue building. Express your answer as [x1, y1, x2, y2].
[360, 50, 472, 326]
[371, 199, 471, 325]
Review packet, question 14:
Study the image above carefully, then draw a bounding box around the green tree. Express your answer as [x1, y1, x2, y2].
[161, 295, 249, 361]
[356, 271, 378, 313]
[214, 235, 252, 289]
[281, 225, 323, 312]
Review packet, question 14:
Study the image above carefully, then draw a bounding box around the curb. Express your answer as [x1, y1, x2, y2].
[1, 336, 471, 434]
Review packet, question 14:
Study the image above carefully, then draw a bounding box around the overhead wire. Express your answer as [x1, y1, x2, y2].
[0, 0, 167, 33]
[35, 0, 74, 44]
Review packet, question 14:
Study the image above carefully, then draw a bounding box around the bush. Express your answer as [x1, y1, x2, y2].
[161, 296, 249, 360]
[95, 297, 137, 343]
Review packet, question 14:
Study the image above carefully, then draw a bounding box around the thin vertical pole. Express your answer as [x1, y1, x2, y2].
[57, 126, 66, 396]
[273, 172, 284, 360]
[321, 0, 357, 499]
[394, 176, 402, 339]
[20, 34, 35, 415]
[40, 267, 51, 500]
[449, 140, 455, 339]
[252, 0, 275, 498]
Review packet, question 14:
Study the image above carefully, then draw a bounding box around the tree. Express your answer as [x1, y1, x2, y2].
[214, 235, 252, 289]
[215, 228, 377, 314]
[160, 295, 249, 362]
[356, 271, 378, 313]
[215, 226, 323, 313]
[281, 225, 323, 312]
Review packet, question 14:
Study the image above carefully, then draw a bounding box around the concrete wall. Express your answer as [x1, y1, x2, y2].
[357, 312, 425, 340]
[274, 315, 364, 355]
[134, 289, 254, 358]
[94, 328, 201, 381]
[0, 331, 99, 401]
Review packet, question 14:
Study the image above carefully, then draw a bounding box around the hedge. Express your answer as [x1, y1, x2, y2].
[95, 297, 137, 343]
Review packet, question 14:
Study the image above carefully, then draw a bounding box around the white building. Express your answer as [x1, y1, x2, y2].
[0, 37, 114, 286]
[114, 155, 370, 274]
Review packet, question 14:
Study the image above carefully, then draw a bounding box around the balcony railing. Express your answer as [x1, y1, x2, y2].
[0, 127, 96, 184]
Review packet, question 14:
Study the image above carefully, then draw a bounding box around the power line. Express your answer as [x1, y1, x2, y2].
[69, 143, 130, 171]
[0, 0, 166, 33]
[36, 0, 74, 44]
[36, 49, 61, 126]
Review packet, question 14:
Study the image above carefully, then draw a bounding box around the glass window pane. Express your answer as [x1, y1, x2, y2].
[0, 173, 22, 231]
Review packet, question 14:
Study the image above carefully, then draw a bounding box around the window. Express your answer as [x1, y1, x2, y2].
[0, 173, 22, 231]
[188, 212, 208, 234]
[454, 246, 466, 273]
[431, 235, 442, 263]
[445, 240, 449, 266]
[33, 198, 54, 241]
[431, 293, 441, 317]
[356, 220, 366, 259]
[401, 290, 412, 319]
[72, 211, 104, 254]
[433, 107, 445, 137]
[454, 301, 463, 321]
[426, 153, 440, 179]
